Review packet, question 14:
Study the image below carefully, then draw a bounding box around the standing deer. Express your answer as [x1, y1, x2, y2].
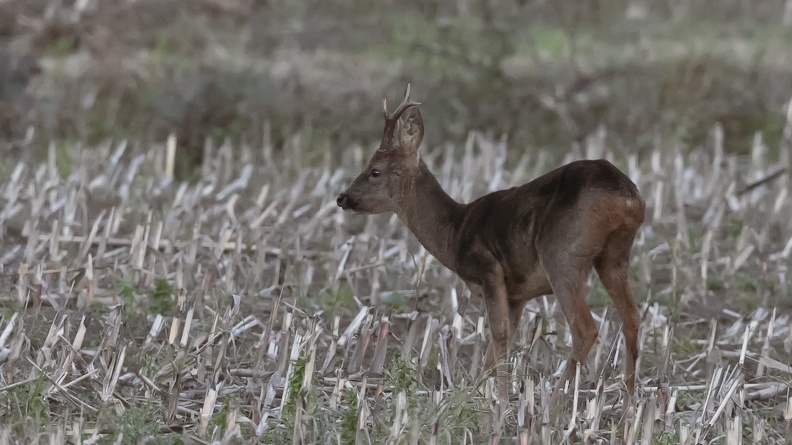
[336, 84, 645, 410]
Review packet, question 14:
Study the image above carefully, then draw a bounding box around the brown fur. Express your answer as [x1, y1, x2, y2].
[337, 84, 645, 408]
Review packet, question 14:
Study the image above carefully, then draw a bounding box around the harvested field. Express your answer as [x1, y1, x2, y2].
[2, 0, 792, 443]
[1, 123, 791, 443]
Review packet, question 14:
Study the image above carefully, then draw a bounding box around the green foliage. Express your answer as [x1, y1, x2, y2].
[654, 431, 681, 445]
[283, 354, 308, 416]
[262, 354, 319, 443]
[149, 278, 175, 316]
[315, 283, 357, 314]
[104, 403, 183, 444]
[330, 388, 358, 443]
[339, 388, 358, 444]
[118, 279, 136, 314]
[209, 396, 235, 436]
[386, 358, 419, 392]
[725, 215, 745, 241]
[0, 377, 50, 431]
[129, 346, 160, 377]
[707, 277, 725, 292]
[53, 143, 72, 179]
[734, 272, 758, 294]
[673, 333, 698, 356]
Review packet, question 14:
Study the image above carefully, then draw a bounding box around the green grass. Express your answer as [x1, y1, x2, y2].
[0, 377, 51, 433]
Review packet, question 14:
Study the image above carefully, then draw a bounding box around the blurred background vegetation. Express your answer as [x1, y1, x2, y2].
[1, 0, 791, 179]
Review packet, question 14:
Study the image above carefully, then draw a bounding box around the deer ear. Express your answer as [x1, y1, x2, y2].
[398, 106, 424, 157]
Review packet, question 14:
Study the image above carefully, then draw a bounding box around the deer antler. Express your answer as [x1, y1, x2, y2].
[379, 83, 422, 152]
[382, 83, 421, 122]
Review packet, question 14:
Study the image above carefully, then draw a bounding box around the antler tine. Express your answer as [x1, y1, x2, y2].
[383, 83, 421, 121]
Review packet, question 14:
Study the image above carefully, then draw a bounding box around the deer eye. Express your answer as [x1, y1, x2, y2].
[371, 169, 380, 178]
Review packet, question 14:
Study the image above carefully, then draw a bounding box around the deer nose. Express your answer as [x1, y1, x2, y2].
[336, 193, 348, 208]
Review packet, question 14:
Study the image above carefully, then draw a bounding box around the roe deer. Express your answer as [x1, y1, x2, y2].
[336, 84, 645, 409]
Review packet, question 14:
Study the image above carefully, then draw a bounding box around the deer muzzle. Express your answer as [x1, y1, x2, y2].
[336, 192, 354, 210]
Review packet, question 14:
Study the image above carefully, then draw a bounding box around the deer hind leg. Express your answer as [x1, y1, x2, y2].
[541, 253, 598, 408]
[594, 227, 641, 400]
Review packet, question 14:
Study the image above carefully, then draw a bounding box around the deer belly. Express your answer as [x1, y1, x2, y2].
[507, 267, 552, 301]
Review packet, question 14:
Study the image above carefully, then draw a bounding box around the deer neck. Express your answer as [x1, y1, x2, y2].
[396, 160, 464, 273]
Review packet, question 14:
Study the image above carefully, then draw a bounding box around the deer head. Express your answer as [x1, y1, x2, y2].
[336, 84, 424, 214]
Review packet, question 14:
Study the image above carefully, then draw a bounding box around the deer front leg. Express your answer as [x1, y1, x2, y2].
[485, 299, 527, 371]
[481, 272, 511, 406]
